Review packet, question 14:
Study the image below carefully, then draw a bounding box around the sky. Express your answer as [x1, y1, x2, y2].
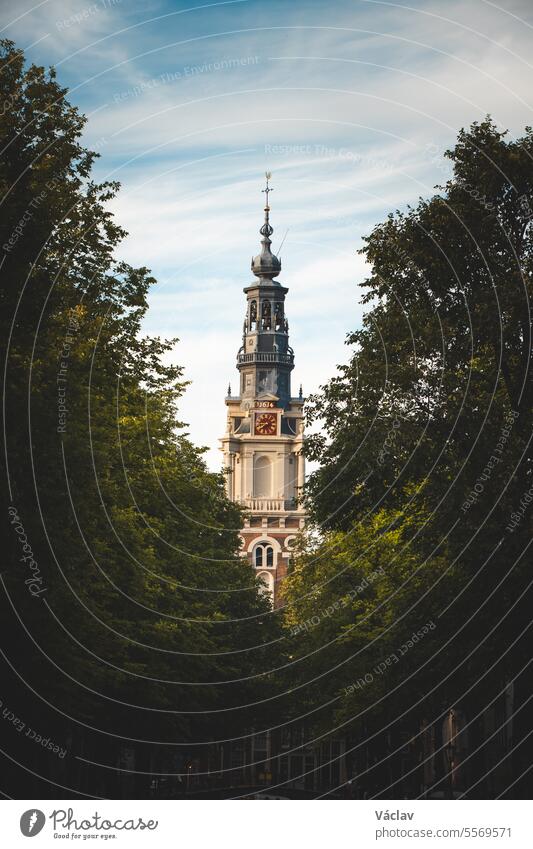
[2, 0, 533, 468]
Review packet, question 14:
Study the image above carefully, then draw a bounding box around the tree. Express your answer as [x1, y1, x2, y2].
[0, 39, 284, 798]
[292, 119, 533, 796]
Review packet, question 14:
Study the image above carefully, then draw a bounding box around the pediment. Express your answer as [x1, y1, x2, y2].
[255, 392, 279, 402]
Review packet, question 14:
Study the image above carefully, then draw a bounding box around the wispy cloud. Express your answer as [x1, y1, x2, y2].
[2, 0, 532, 466]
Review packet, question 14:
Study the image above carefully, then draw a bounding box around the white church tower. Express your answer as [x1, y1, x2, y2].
[220, 174, 306, 605]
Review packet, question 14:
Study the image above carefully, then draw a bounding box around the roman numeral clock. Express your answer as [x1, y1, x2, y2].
[254, 412, 278, 435]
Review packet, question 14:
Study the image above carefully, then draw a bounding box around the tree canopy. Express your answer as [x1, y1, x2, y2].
[283, 119, 533, 796]
[0, 39, 284, 797]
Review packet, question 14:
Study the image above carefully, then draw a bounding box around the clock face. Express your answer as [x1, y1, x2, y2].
[255, 413, 277, 436]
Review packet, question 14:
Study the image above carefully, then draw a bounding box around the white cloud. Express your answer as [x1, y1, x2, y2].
[3, 0, 532, 467]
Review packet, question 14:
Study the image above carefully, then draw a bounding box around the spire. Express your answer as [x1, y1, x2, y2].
[251, 172, 281, 281]
[238, 175, 294, 407]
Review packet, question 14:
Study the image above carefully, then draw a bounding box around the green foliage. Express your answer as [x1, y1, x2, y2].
[282, 501, 454, 729]
[1, 39, 283, 754]
[306, 119, 532, 533]
[287, 118, 532, 738]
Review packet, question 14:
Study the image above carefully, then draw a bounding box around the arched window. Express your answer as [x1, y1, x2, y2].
[254, 455, 271, 497]
[261, 300, 271, 330]
[257, 571, 274, 601]
[275, 302, 284, 330]
[249, 300, 257, 330]
[253, 543, 276, 569]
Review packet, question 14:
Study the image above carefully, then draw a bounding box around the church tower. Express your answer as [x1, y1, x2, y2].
[220, 174, 306, 605]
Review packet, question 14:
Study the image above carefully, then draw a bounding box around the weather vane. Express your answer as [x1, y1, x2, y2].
[262, 171, 272, 208]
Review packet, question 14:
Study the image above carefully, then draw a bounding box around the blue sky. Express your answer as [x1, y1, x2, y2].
[3, 0, 533, 467]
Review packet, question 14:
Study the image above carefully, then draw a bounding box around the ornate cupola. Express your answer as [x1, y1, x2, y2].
[220, 174, 306, 608]
[251, 174, 282, 279]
